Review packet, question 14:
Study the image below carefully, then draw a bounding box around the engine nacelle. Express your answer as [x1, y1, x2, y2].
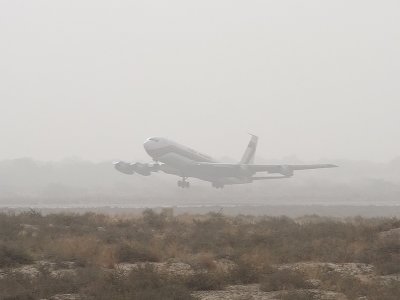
[114, 161, 160, 176]
[132, 162, 152, 176]
[114, 161, 135, 175]
[279, 165, 294, 177]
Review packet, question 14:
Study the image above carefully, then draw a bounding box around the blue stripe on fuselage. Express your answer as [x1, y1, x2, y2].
[146, 145, 216, 163]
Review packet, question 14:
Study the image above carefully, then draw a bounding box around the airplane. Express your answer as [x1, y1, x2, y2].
[114, 135, 337, 189]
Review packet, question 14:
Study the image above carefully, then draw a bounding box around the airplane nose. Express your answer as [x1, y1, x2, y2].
[143, 138, 158, 151]
[143, 138, 161, 159]
[143, 140, 152, 150]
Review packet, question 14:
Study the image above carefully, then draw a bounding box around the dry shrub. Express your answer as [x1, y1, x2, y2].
[94, 245, 117, 268]
[318, 269, 365, 299]
[348, 240, 369, 257]
[0, 267, 82, 299]
[318, 268, 400, 300]
[185, 271, 227, 291]
[239, 247, 273, 270]
[0, 244, 33, 268]
[280, 290, 318, 300]
[84, 212, 111, 226]
[372, 238, 400, 275]
[115, 242, 161, 263]
[191, 252, 216, 271]
[148, 236, 168, 261]
[83, 265, 194, 300]
[163, 242, 190, 261]
[175, 213, 197, 224]
[142, 209, 168, 229]
[231, 247, 274, 283]
[260, 269, 312, 292]
[48, 235, 101, 265]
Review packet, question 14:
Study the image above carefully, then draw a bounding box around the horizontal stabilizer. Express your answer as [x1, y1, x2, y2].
[252, 176, 291, 180]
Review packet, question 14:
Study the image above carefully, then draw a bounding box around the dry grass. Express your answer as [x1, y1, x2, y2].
[0, 210, 399, 299]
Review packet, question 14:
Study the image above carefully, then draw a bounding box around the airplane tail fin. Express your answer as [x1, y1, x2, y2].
[240, 134, 258, 164]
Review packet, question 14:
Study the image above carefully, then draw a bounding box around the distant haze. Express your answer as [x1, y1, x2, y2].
[1, 1, 399, 162]
[1, 157, 400, 208]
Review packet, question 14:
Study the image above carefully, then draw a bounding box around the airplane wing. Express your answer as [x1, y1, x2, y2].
[249, 164, 338, 173]
[195, 162, 337, 176]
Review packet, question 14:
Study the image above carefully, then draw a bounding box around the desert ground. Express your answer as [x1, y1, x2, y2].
[1, 208, 399, 300]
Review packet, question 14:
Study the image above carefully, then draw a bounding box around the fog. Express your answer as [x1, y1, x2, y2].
[0, 1, 399, 210]
[1, 0, 399, 162]
[0, 157, 399, 209]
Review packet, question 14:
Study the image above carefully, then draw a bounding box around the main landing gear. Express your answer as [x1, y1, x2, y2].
[177, 178, 190, 188]
[212, 182, 224, 189]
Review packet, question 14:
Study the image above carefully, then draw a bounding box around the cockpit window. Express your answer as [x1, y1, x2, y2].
[149, 138, 159, 142]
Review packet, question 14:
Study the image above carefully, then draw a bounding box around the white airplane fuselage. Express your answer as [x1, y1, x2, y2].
[143, 137, 251, 185]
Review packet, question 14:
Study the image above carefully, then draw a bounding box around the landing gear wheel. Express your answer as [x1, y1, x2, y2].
[212, 182, 224, 189]
[178, 178, 190, 188]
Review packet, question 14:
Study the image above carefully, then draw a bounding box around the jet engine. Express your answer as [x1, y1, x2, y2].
[279, 165, 294, 177]
[132, 162, 152, 176]
[114, 161, 159, 176]
[114, 161, 136, 175]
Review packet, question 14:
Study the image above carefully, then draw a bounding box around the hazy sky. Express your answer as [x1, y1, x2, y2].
[1, 0, 399, 162]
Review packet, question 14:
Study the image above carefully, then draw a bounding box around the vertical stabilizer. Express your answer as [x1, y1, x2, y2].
[240, 134, 258, 164]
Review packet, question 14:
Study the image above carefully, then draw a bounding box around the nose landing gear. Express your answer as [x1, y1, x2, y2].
[177, 178, 190, 188]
